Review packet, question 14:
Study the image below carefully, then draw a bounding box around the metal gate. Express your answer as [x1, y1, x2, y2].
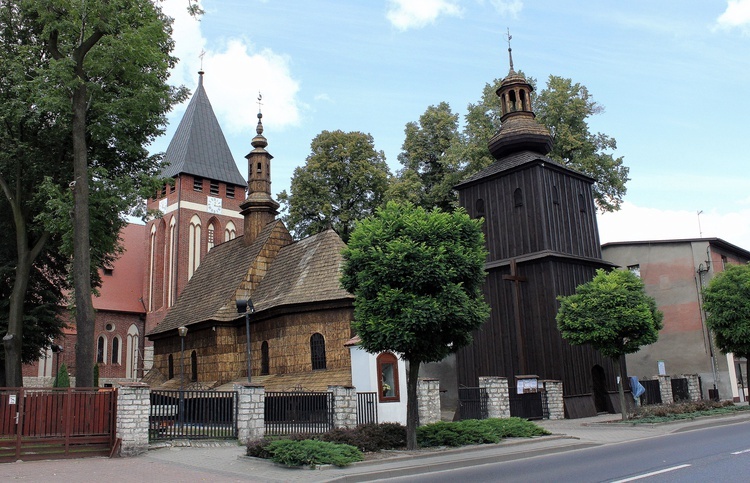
[671, 378, 690, 402]
[640, 379, 662, 405]
[149, 390, 238, 441]
[458, 387, 488, 420]
[357, 392, 378, 425]
[265, 391, 333, 435]
[509, 389, 544, 420]
[0, 387, 117, 463]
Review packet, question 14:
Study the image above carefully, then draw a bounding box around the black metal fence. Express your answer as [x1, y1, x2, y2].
[640, 379, 662, 405]
[357, 392, 378, 425]
[149, 390, 238, 441]
[457, 387, 488, 420]
[509, 390, 544, 420]
[265, 391, 333, 436]
[671, 378, 690, 402]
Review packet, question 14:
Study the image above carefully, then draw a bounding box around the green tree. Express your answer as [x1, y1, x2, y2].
[702, 263, 750, 387]
[278, 130, 390, 243]
[0, 0, 186, 387]
[461, 74, 629, 211]
[556, 269, 662, 420]
[389, 102, 464, 212]
[341, 202, 490, 449]
[54, 363, 70, 388]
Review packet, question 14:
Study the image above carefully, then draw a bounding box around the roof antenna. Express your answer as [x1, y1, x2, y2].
[506, 28, 514, 73]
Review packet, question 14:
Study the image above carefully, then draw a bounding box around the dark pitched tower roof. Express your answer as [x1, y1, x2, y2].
[161, 72, 246, 187]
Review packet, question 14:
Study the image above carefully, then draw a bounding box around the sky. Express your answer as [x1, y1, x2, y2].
[151, 0, 750, 251]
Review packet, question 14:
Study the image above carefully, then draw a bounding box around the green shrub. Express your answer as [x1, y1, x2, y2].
[318, 423, 407, 452]
[265, 439, 363, 468]
[631, 399, 748, 422]
[54, 363, 70, 388]
[417, 418, 550, 447]
[93, 364, 99, 387]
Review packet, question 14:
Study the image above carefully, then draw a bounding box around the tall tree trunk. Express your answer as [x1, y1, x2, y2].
[0, 171, 49, 387]
[71, 82, 95, 387]
[617, 356, 627, 421]
[406, 359, 421, 450]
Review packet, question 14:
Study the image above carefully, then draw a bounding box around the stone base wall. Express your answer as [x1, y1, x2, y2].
[116, 382, 150, 456]
[658, 374, 674, 404]
[542, 380, 564, 419]
[417, 379, 440, 426]
[479, 376, 510, 419]
[330, 386, 358, 429]
[235, 384, 265, 444]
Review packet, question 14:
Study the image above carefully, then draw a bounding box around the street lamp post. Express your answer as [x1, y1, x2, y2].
[177, 326, 187, 430]
[51, 344, 63, 387]
[236, 299, 255, 383]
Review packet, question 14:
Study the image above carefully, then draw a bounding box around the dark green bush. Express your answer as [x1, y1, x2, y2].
[417, 418, 550, 447]
[631, 399, 747, 421]
[265, 439, 363, 468]
[54, 363, 70, 388]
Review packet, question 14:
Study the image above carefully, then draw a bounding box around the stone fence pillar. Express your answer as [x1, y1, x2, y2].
[329, 386, 358, 429]
[116, 382, 150, 457]
[235, 383, 265, 444]
[417, 379, 441, 426]
[542, 380, 565, 420]
[657, 374, 674, 404]
[677, 374, 702, 401]
[479, 376, 510, 419]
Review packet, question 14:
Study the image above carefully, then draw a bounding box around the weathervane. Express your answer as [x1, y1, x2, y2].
[506, 28, 514, 72]
[257, 92, 263, 113]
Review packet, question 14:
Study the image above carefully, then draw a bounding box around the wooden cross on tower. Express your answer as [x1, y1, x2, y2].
[503, 258, 527, 374]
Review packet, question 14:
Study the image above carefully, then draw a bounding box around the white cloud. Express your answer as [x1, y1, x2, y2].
[716, 0, 750, 30]
[597, 202, 750, 250]
[490, 0, 523, 17]
[386, 0, 462, 31]
[160, 0, 301, 132]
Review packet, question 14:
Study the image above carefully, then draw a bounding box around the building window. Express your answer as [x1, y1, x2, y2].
[261, 341, 269, 375]
[188, 215, 201, 279]
[721, 255, 728, 270]
[310, 333, 327, 370]
[475, 198, 485, 217]
[226, 185, 235, 199]
[168, 354, 174, 379]
[103, 267, 113, 276]
[377, 352, 400, 402]
[191, 351, 198, 382]
[193, 177, 203, 191]
[112, 336, 120, 364]
[579, 193, 587, 213]
[210, 180, 219, 196]
[97, 336, 106, 364]
[552, 185, 560, 205]
[161, 184, 167, 197]
[225, 221, 237, 241]
[514, 188, 523, 207]
[168, 217, 176, 307]
[207, 222, 215, 252]
[169, 183, 175, 193]
[628, 264, 641, 278]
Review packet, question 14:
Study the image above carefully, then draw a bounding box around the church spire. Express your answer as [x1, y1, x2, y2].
[240, 93, 279, 245]
[487, 34, 553, 159]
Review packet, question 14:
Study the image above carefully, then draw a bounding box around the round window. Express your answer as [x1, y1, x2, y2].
[105, 323, 115, 332]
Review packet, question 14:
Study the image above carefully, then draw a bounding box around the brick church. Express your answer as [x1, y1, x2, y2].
[26, 72, 356, 391]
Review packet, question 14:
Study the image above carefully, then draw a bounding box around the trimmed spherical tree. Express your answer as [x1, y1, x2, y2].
[556, 268, 663, 420]
[341, 201, 490, 449]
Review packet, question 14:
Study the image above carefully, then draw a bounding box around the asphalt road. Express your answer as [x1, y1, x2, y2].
[380, 420, 750, 483]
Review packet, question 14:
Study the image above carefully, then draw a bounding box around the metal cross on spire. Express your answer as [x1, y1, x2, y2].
[199, 49, 206, 71]
[257, 92, 263, 113]
[506, 28, 514, 72]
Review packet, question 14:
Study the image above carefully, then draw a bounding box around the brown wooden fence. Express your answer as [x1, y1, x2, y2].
[0, 387, 117, 463]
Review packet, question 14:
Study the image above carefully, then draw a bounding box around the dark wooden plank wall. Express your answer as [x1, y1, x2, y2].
[460, 162, 602, 262]
[456, 160, 619, 398]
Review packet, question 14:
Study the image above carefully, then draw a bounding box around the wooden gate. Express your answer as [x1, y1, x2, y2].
[509, 389, 545, 420]
[0, 387, 117, 463]
[671, 378, 690, 402]
[458, 387, 488, 420]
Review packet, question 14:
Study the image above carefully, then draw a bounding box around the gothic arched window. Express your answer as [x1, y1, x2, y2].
[377, 352, 400, 402]
[514, 188, 523, 207]
[188, 214, 201, 279]
[310, 333, 327, 370]
[97, 336, 106, 364]
[225, 220, 237, 241]
[111, 336, 120, 364]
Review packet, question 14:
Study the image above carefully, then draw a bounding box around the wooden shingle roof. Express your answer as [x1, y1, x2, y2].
[252, 229, 354, 311]
[148, 221, 286, 336]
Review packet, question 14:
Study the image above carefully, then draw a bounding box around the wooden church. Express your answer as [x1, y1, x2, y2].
[454, 49, 621, 417]
[144, 73, 355, 391]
